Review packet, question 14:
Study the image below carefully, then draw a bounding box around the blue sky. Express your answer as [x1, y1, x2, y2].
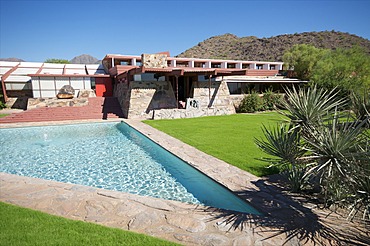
[1, 0, 369, 62]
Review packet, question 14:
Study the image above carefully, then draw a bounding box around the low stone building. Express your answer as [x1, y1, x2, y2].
[1, 53, 304, 118]
[104, 53, 302, 119]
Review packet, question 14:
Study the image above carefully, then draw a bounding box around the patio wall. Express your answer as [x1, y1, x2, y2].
[114, 80, 177, 119]
[114, 79, 235, 119]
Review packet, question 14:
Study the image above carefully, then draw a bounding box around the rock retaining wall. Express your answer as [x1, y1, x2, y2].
[153, 107, 233, 119]
[115, 80, 177, 119]
[27, 97, 89, 109]
[114, 79, 236, 119]
[192, 80, 235, 115]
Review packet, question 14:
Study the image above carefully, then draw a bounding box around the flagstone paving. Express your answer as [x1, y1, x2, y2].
[0, 119, 369, 245]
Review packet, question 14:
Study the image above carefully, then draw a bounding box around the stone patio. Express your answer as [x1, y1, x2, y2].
[0, 119, 369, 245]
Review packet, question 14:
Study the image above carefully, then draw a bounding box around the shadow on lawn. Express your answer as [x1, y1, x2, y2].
[200, 177, 370, 245]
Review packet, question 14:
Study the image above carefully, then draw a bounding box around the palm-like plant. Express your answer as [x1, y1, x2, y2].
[304, 117, 369, 178]
[280, 85, 347, 128]
[256, 84, 370, 223]
[255, 124, 304, 166]
[255, 124, 309, 192]
[350, 89, 370, 122]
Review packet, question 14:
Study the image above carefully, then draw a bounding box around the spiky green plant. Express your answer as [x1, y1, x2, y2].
[304, 117, 369, 178]
[280, 85, 347, 128]
[255, 124, 305, 166]
[255, 124, 309, 192]
[256, 84, 370, 223]
[350, 89, 370, 121]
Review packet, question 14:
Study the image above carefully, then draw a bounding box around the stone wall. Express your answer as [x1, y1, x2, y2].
[192, 80, 235, 114]
[114, 80, 177, 119]
[5, 97, 30, 110]
[229, 95, 245, 108]
[153, 107, 233, 119]
[27, 97, 88, 109]
[25, 90, 95, 109]
[114, 78, 237, 119]
[114, 82, 130, 118]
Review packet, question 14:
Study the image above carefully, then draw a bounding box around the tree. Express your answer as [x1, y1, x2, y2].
[311, 46, 370, 95]
[282, 44, 328, 81]
[44, 58, 70, 64]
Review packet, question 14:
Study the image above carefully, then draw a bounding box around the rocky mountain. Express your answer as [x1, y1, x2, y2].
[177, 31, 370, 61]
[69, 54, 100, 64]
[0, 57, 25, 62]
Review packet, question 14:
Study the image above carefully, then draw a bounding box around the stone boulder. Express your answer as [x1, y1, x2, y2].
[57, 85, 75, 99]
[77, 89, 96, 98]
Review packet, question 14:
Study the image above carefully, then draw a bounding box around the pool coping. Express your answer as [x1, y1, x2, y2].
[0, 119, 365, 245]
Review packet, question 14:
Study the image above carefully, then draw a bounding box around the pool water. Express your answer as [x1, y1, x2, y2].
[0, 122, 261, 214]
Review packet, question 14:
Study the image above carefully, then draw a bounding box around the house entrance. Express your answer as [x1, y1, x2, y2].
[177, 76, 193, 102]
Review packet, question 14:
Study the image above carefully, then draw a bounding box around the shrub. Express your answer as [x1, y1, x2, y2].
[0, 92, 6, 110]
[255, 85, 370, 223]
[237, 91, 263, 113]
[262, 89, 283, 111]
[350, 89, 370, 121]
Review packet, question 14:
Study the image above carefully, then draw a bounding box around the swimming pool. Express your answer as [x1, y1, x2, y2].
[0, 122, 261, 214]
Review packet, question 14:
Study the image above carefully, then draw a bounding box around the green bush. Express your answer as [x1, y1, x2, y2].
[237, 91, 263, 113]
[262, 89, 283, 111]
[237, 90, 283, 113]
[0, 92, 6, 110]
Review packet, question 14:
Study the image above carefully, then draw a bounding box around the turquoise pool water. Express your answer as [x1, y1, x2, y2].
[0, 122, 260, 214]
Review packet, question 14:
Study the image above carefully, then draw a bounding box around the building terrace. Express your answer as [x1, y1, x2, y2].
[1, 53, 304, 119]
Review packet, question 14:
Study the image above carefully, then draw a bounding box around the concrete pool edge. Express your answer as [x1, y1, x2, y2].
[1, 119, 365, 245]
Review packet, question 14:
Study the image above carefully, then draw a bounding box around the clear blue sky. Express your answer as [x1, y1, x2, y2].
[1, 0, 369, 62]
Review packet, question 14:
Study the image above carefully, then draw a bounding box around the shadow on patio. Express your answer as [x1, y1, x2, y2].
[199, 177, 370, 245]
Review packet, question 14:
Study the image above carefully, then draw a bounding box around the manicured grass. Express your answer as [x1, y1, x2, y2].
[0, 114, 8, 118]
[0, 202, 179, 246]
[144, 112, 286, 177]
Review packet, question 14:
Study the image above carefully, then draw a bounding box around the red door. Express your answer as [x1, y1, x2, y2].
[95, 78, 113, 97]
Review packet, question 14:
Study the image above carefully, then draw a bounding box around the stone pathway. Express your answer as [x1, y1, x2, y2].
[0, 119, 369, 245]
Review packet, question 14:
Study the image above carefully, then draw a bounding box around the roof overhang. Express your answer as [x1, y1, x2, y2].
[28, 74, 110, 78]
[225, 76, 306, 84]
[114, 65, 248, 78]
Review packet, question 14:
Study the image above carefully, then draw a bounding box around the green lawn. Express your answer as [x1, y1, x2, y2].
[0, 202, 178, 246]
[0, 114, 8, 118]
[144, 112, 286, 177]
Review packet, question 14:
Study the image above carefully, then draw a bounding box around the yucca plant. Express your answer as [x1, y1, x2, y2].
[304, 117, 369, 179]
[256, 84, 370, 223]
[280, 85, 347, 128]
[347, 167, 370, 222]
[350, 89, 370, 122]
[255, 124, 309, 192]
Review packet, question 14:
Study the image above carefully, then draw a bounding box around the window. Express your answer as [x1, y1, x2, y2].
[90, 77, 96, 90]
[134, 73, 165, 81]
[256, 64, 264, 70]
[197, 75, 216, 82]
[194, 62, 205, 68]
[227, 83, 252, 94]
[211, 63, 221, 68]
[270, 65, 276, 70]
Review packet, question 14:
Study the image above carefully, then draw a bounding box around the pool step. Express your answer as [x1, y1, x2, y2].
[0, 97, 125, 124]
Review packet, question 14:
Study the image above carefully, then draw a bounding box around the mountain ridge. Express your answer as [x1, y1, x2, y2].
[2, 31, 369, 63]
[69, 54, 100, 64]
[177, 31, 370, 61]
